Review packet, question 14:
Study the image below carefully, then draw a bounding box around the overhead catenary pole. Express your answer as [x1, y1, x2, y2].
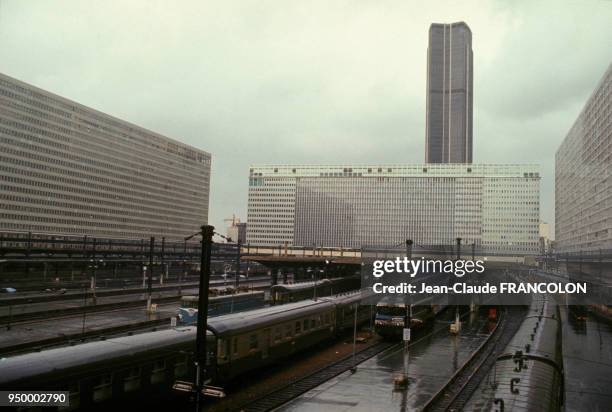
[454, 237, 462, 319]
[147, 237, 155, 312]
[181, 238, 188, 296]
[194, 225, 214, 412]
[141, 238, 146, 289]
[91, 238, 97, 305]
[234, 239, 241, 289]
[395, 239, 413, 392]
[405, 239, 413, 333]
[351, 302, 358, 373]
[456, 237, 462, 260]
[161, 237, 166, 285]
[313, 268, 318, 301]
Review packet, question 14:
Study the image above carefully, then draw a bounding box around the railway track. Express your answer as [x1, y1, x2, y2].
[422, 306, 527, 412]
[238, 340, 399, 412]
[0, 282, 199, 306]
[0, 276, 269, 306]
[0, 280, 271, 324]
[0, 316, 174, 357]
[0, 294, 186, 324]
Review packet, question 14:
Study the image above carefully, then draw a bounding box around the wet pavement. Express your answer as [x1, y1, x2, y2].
[562, 306, 612, 412]
[280, 310, 494, 412]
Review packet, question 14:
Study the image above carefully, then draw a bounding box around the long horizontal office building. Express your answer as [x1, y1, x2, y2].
[0, 72, 211, 240]
[556, 63, 612, 253]
[247, 164, 540, 254]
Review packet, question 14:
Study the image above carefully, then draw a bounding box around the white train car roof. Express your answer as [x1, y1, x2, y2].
[319, 290, 370, 306]
[207, 299, 335, 337]
[1, 297, 346, 386]
[270, 279, 331, 292]
[182, 290, 265, 303]
[0, 327, 198, 387]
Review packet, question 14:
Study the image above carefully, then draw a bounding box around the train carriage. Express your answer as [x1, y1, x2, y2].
[0, 291, 373, 409]
[321, 290, 373, 333]
[488, 297, 563, 411]
[208, 299, 336, 382]
[271, 276, 361, 304]
[270, 279, 332, 304]
[177, 291, 265, 325]
[0, 327, 204, 410]
[374, 295, 446, 339]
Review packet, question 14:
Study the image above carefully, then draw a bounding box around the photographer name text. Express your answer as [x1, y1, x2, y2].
[372, 282, 588, 294]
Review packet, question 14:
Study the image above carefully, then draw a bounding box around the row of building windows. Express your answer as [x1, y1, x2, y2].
[1, 80, 210, 164]
[0, 134, 208, 208]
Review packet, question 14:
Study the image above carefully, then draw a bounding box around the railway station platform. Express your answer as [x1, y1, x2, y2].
[279, 312, 493, 411]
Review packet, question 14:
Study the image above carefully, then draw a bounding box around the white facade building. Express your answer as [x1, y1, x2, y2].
[247, 164, 540, 254]
[556, 63, 612, 253]
[0, 73, 211, 240]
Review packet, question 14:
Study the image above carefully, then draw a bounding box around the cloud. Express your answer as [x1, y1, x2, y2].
[0, 0, 610, 236]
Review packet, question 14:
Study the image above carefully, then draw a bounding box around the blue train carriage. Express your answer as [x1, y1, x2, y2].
[177, 291, 266, 325]
[489, 296, 563, 411]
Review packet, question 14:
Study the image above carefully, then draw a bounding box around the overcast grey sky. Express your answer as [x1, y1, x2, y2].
[1, 1, 611, 237]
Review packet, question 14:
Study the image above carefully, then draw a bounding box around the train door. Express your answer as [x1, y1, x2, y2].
[261, 328, 271, 359]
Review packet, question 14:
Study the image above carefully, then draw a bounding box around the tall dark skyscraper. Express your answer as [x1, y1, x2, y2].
[426, 22, 473, 163]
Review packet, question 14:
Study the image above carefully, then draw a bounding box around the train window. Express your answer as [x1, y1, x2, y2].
[249, 334, 258, 350]
[233, 338, 238, 355]
[303, 319, 309, 331]
[285, 324, 292, 338]
[274, 327, 282, 342]
[174, 355, 188, 378]
[310, 319, 316, 329]
[123, 367, 141, 392]
[59, 383, 80, 411]
[295, 321, 301, 334]
[325, 313, 330, 325]
[92, 374, 112, 402]
[151, 360, 166, 385]
[217, 338, 228, 360]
